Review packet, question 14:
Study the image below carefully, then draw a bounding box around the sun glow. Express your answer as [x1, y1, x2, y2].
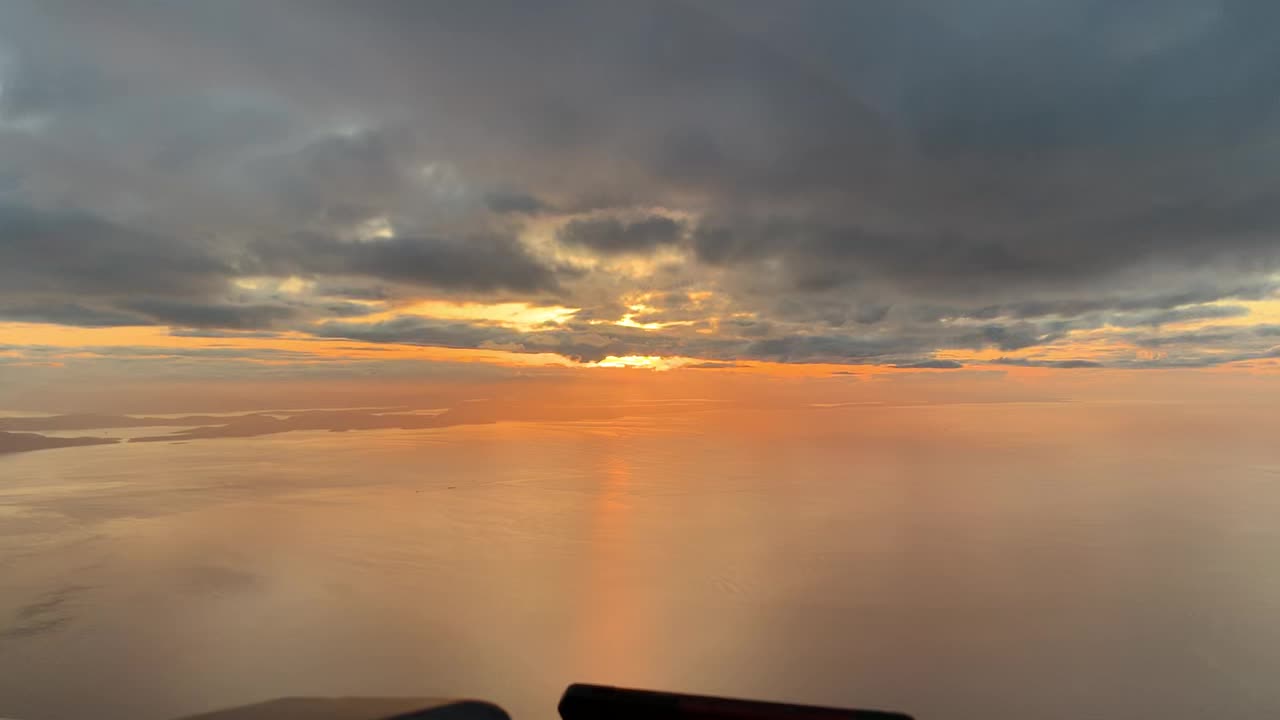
[353, 300, 579, 330]
[613, 303, 694, 331]
[591, 355, 670, 370]
[614, 314, 665, 330]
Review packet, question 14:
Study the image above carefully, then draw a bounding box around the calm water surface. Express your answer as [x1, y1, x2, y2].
[2, 403, 1279, 719]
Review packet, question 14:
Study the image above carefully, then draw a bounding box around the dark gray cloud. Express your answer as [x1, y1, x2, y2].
[2, 0, 1279, 368]
[0, 302, 147, 327]
[558, 216, 684, 255]
[910, 283, 1277, 323]
[311, 317, 521, 353]
[993, 358, 1105, 369]
[0, 205, 233, 298]
[121, 299, 300, 330]
[0, 201, 559, 329]
[742, 334, 901, 363]
[1051, 360, 1105, 369]
[892, 359, 964, 370]
[1133, 330, 1243, 349]
[483, 190, 547, 215]
[249, 232, 560, 294]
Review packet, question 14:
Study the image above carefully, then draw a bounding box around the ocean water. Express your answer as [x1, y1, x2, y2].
[2, 402, 1279, 720]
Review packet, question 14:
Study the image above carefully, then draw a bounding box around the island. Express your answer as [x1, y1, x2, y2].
[0, 431, 119, 455]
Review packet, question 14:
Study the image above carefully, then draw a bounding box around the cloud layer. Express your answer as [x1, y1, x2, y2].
[2, 1, 1279, 369]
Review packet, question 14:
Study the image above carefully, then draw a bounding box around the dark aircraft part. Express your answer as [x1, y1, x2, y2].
[178, 697, 510, 720]
[176, 685, 912, 720]
[559, 684, 912, 720]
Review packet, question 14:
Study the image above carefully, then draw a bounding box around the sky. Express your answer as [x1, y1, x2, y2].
[2, 0, 1280, 406]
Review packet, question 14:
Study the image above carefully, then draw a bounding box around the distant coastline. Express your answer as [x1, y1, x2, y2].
[0, 431, 118, 455]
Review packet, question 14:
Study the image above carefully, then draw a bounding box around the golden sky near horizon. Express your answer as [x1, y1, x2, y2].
[4, 296, 1280, 377]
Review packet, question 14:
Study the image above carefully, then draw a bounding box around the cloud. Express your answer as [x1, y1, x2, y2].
[910, 284, 1277, 324]
[483, 190, 547, 215]
[0, 302, 147, 327]
[1051, 360, 1104, 369]
[250, 232, 560, 294]
[4, 1, 1280, 369]
[993, 357, 1104, 369]
[0, 205, 232, 299]
[558, 215, 684, 255]
[892, 359, 964, 370]
[121, 299, 300, 329]
[167, 326, 282, 338]
[1133, 330, 1243, 348]
[311, 316, 521, 352]
[1111, 304, 1252, 327]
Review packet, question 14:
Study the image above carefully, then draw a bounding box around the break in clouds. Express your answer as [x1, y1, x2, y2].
[3, 0, 1280, 369]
